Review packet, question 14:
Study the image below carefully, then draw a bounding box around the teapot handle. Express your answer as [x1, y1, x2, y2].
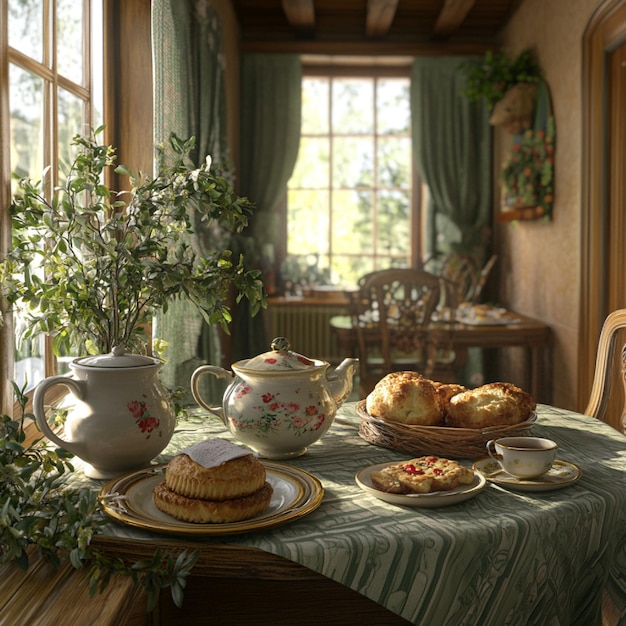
[33, 376, 86, 455]
[190, 365, 232, 425]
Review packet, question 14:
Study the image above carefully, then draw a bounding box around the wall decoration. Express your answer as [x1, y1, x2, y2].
[462, 50, 555, 221]
[496, 81, 556, 221]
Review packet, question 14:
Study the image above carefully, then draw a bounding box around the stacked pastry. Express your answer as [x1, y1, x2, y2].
[366, 371, 535, 428]
[153, 439, 273, 523]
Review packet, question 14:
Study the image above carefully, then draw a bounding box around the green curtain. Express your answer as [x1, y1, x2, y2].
[152, 0, 228, 403]
[410, 57, 492, 388]
[239, 54, 302, 242]
[410, 56, 492, 261]
[231, 54, 302, 361]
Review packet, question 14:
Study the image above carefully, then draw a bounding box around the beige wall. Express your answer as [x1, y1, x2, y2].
[495, 0, 601, 411]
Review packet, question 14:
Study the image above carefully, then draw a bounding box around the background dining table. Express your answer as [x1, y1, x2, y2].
[72, 402, 625, 626]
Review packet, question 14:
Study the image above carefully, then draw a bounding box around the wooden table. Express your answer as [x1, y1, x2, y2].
[330, 312, 552, 402]
[30, 402, 626, 626]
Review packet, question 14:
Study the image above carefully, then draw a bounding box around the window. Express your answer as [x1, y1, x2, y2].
[2, 0, 103, 393]
[285, 70, 417, 292]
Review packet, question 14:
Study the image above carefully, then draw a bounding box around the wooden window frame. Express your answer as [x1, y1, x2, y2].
[283, 65, 422, 293]
[0, 0, 152, 415]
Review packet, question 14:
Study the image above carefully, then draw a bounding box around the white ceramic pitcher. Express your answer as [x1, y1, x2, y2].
[33, 347, 176, 479]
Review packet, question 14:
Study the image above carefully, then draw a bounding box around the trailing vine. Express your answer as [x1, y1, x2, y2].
[0, 382, 198, 611]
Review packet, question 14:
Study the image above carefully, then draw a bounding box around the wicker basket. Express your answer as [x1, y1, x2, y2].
[356, 400, 537, 460]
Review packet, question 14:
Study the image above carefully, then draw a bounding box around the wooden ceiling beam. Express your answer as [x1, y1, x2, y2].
[366, 0, 399, 38]
[239, 39, 497, 57]
[281, 0, 315, 34]
[433, 0, 476, 39]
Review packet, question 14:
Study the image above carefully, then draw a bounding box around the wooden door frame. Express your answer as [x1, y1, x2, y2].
[579, 0, 626, 413]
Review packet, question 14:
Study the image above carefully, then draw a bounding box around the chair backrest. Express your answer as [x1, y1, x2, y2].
[472, 254, 498, 302]
[348, 268, 442, 394]
[439, 253, 497, 303]
[584, 309, 626, 432]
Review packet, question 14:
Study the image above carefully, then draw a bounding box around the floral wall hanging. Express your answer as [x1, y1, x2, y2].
[462, 50, 555, 221]
[497, 80, 556, 221]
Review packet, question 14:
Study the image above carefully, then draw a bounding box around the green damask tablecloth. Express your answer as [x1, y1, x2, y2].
[78, 403, 626, 626]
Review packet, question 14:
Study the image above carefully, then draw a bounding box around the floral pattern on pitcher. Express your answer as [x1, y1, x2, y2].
[127, 400, 161, 437]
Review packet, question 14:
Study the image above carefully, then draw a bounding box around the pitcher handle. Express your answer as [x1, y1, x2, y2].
[33, 376, 86, 455]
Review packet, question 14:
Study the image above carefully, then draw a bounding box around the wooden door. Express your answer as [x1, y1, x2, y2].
[580, 0, 626, 431]
[604, 41, 626, 425]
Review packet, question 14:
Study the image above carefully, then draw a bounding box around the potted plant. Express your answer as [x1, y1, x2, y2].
[462, 48, 543, 110]
[0, 128, 265, 358]
[0, 130, 267, 608]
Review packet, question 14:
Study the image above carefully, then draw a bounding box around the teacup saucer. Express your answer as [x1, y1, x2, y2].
[473, 458, 582, 492]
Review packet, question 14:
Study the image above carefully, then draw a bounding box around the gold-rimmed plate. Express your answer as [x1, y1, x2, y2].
[355, 462, 487, 508]
[98, 461, 324, 536]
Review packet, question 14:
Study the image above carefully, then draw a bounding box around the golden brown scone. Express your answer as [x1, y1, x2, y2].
[445, 382, 536, 428]
[432, 382, 467, 417]
[165, 453, 266, 501]
[365, 371, 443, 425]
[371, 456, 474, 494]
[153, 481, 273, 523]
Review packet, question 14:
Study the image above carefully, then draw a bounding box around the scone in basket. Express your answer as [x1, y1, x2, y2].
[356, 400, 537, 459]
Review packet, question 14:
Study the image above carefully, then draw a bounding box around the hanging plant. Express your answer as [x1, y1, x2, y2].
[463, 49, 544, 109]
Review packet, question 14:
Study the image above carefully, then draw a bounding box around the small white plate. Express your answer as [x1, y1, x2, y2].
[473, 457, 582, 492]
[355, 462, 487, 508]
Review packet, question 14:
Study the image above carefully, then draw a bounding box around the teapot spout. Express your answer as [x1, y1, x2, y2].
[326, 358, 359, 406]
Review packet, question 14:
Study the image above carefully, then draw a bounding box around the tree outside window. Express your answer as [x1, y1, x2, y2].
[285, 73, 414, 293]
[2, 0, 103, 395]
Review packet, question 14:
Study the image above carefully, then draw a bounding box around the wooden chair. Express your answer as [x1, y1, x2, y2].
[439, 253, 497, 303]
[348, 268, 460, 397]
[584, 308, 626, 433]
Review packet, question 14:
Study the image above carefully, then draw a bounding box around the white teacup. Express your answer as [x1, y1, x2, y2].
[486, 436, 558, 479]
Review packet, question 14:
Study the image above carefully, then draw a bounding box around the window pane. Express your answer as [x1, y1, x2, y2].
[331, 255, 374, 286]
[6, 0, 103, 393]
[58, 87, 85, 176]
[377, 137, 411, 188]
[287, 189, 330, 255]
[377, 79, 410, 134]
[333, 137, 373, 188]
[287, 75, 412, 290]
[10, 65, 44, 181]
[57, 0, 84, 84]
[377, 189, 411, 255]
[332, 189, 373, 254]
[8, 0, 44, 62]
[332, 79, 373, 134]
[92, 0, 104, 128]
[302, 78, 328, 134]
[290, 137, 329, 188]
[9, 65, 46, 390]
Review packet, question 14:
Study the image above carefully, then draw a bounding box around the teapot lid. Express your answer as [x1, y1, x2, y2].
[73, 345, 160, 368]
[241, 337, 319, 371]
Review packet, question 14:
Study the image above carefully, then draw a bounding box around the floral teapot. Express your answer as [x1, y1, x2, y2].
[33, 347, 176, 479]
[190, 337, 358, 459]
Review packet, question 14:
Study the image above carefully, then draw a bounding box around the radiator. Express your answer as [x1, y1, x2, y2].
[266, 302, 347, 363]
